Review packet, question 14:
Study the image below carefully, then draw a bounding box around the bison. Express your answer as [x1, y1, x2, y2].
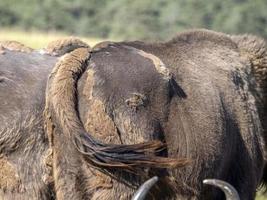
[0, 40, 187, 199]
[0, 29, 266, 200]
[121, 29, 267, 199]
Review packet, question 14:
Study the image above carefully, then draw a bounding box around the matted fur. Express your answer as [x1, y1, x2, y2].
[120, 29, 265, 199]
[0, 50, 57, 199]
[0, 157, 20, 190]
[40, 37, 89, 56]
[231, 34, 267, 188]
[0, 40, 33, 54]
[44, 47, 188, 172]
[1, 29, 265, 199]
[230, 35, 267, 99]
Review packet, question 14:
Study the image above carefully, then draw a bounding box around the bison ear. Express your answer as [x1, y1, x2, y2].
[169, 77, 187, 99]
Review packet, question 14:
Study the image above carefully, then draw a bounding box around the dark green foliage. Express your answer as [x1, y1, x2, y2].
[0, 0, 266, 40]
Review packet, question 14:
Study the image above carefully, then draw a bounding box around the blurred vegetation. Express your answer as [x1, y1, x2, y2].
[0, 29, 102, 48]
[0, 0, 266, 41]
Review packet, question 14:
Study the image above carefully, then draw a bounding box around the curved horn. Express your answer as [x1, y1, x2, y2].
[132, 176, 159, 200]
[203, 179, 240, 200]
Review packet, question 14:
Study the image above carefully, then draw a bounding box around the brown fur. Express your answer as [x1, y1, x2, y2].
[0, 50, 58, 199]
[44, 47, 92, 199]
[44, 42, 191, 199]
[0, 40, 33, 54]
[0, 157, 20, 190]
[91, 41, 114, 52]
[231, 34, 267, 188]
[230, 35, 267, 91]
[0, 46, 5, 54]
[0, 42, 95, 199]
[83, 96, 120, 143]
[1, 29, 265, 199]
[119, 29, 265, 199]
[75, 43, 185, 199]
[41, 37, 89, 56]
[45, 46, 188, 168]
[230, 35, 267, 111]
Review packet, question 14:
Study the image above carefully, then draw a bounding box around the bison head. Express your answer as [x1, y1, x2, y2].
[77, 44, 187, 168]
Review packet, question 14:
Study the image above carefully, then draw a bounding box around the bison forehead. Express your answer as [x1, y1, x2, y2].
[124, 45, 171, 80]
[88, 44, 169, 99]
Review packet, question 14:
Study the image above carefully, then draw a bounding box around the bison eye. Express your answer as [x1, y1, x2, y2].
[125, 93, 148, 111]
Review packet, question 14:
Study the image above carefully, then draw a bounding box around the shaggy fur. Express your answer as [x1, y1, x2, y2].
[0, 29, 266, 199]
[45, 46, 187, 167]
[40, 37, 89, 56]
[44, 45, 189, 199]
[0, 50, 57, 199]
[0, 157, 20, 190]
[119, 29, 265, 199]
[230, 34, 267, 187]
[75, 43, 189, 199]
[0, 40, 33, 54]
[0, 41, 91, 199]
[231, 34, 267, 135]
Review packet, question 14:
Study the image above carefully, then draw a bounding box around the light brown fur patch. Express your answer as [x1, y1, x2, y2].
[85, 168, 113, 194]
[125, 46, 171, 80]
[138, 50, 170, 79]
[0, 40, 33, 54]
[81, 69, 121, 144]
[84, 99, 120, 143]
[0, 157, 20, 190]
[81, 69, 146, 145]
[42, 37, 89, 56]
